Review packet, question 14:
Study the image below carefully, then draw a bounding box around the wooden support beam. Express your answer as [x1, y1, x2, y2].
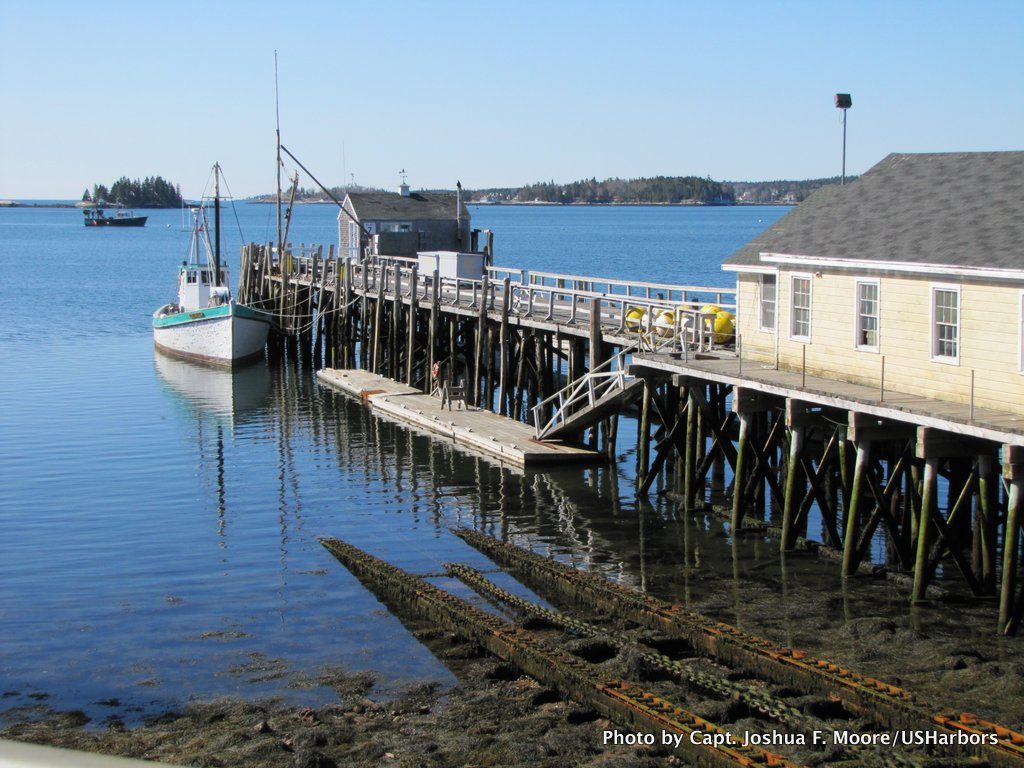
[740, 416, 786, 518]
[637, 380, 652, 488]
[498, 277, 511, 416]
[781, 424, 805, 550]
[911, 457, 939, 602]
[785, 399, 813, 428]
[915, 426, 997, 460]
[589, 297, 603, 370]
[406, 266, 418, 386]
[1000, 447, 1024, 631]
[977, 453, 998, 595]
[795, 432, 842, 547]
[731, 409, 753, 531]
[684, 387, 699, 513]
[841, 439, 871, 577]
[638, 404, 687, 496]
[428, 270, 439, 390]
[473, 272, 490, 407]
[731, 386, 771, 414]
[847, 412, 917, 444]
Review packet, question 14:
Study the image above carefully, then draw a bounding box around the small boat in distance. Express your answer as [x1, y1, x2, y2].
[83, 206, 148, 227]
[153, 164, 272, 367]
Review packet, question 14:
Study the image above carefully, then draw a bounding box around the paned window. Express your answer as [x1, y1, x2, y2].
[856, 281, 879, 350]
[932, 287, 959, 361]
[759, 274, 776, 330]
[790, 275, 811, 340]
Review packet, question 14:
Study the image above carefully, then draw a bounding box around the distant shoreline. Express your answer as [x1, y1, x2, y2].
[3, 199, 796, 210]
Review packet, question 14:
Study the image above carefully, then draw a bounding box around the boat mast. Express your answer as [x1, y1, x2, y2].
[274, 51, 283, 263]
[213, 163, 221, 286]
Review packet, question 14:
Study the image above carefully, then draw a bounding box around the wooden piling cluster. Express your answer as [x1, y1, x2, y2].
[245, 247, 1024, 635]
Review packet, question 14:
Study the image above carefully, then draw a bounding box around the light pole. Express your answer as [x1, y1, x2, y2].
[835, 93, 852, 185]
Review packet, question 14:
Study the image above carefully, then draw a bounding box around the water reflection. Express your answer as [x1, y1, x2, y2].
[153, 351, 272, 426]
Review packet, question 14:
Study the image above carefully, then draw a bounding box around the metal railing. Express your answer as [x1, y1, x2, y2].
[287, 256, 736, 355]
[531, 346, 636, 439]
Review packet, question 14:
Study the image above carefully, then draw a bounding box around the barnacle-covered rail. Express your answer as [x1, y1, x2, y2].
[445, 561, 928, 768]
[453, 528, 1024, 768]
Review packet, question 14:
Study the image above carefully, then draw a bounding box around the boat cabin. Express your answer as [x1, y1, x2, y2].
[177, 262, 230, 311]
[723, 151, 1024, 416]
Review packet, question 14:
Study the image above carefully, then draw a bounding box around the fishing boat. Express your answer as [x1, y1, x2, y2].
[152, 164, 272, 366]
[83, 206, 148, 227]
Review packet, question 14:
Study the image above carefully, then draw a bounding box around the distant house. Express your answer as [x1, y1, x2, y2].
[723, 151, 1024, 415]
[337, 181, 471, 260]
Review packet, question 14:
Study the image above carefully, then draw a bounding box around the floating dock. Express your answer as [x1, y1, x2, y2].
[316, 368, 600, 467]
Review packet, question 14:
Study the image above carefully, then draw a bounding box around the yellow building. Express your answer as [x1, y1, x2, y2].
[723, 152, 1024, 416]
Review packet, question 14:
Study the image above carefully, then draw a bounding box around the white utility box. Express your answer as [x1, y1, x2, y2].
[417, 251, 485, 281]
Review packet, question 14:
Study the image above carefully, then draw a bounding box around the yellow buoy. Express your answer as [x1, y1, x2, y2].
[625, 307, 646, 331]
[713, 310, 735, 343]
[699, 304, 722, 316]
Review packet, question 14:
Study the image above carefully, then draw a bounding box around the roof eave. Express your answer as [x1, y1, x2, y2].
[758, 252, 1024, 282]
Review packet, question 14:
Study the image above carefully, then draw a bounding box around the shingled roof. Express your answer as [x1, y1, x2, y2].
[344, 191, 469, 221]
[724, 152, 1024, 272]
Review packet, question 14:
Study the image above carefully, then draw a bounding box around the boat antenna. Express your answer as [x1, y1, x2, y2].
[275, 50, 283, 261]
[213, 162, 221, 286]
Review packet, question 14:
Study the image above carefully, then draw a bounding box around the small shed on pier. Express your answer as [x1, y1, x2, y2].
[723, 151, 1024, 415]
[337, 181, 471, 260]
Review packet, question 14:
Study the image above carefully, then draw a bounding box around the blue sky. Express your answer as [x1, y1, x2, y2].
[1, 1, 1021, 198]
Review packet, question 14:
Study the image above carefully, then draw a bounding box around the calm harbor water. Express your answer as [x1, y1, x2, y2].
[0, 202, 987, 728]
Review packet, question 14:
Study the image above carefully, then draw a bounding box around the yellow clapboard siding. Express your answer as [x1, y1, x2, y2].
[734, 268, 1024, 415]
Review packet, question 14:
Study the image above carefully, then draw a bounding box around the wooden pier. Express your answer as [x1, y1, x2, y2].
[316, 369, 599, 467]
[239, 243, 1024, 636]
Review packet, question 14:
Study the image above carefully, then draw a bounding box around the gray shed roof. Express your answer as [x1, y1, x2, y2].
[343, 191, 469, 222]
[724, 152, 1024, 272]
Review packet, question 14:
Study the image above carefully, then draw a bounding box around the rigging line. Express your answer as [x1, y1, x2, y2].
[279, 144, 373, 238]
[216, 169, 247, 245]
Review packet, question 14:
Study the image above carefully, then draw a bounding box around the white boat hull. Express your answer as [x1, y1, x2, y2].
[153, 302, 271, 367]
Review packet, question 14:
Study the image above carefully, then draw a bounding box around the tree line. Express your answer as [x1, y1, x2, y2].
[487, 176, 733, 204]
[467, 175, 852, 205]
[82, 176, 184, 208]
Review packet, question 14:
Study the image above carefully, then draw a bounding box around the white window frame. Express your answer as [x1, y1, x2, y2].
[854, 278, 880, 353]
[789, 273, 812, 342]
[759, 273, 777, 332]
[930, 283, 961, 365]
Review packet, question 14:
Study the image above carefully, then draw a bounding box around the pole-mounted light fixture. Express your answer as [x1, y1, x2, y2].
[835, 93, 852, 185]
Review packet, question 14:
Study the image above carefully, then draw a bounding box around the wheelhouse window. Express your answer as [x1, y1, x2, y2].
[856, 280, 879, 351]
[790, 274, 811, 341]
[931, 286, 960, 362]
[759, 274, 776, 331]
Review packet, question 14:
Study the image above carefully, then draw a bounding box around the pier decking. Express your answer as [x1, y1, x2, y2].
[317, 368, 600, 467]
[633, 351, 1024, 446]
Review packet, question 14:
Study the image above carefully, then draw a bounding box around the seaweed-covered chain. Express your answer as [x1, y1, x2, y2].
[320, 538, 802, 768]
[444, 562, 921, 768]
